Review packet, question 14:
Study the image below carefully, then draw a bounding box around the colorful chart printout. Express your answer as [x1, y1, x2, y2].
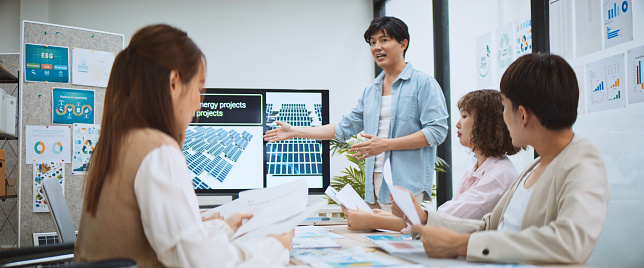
[33, 162, 65, 212]
[72, 123, 100, 175]
[627, 45, 644, 104]
[604, 0, 633, 48]
[24, 44, 69, 83]
[586, 54, 627, 112]
[515, 18, 532, 58]
[52, 88, 95, 124]
[25, 125, 71, 164]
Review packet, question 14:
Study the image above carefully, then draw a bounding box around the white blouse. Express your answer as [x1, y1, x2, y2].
[133, 145, 289, 268]
[497, 165, 538, 232]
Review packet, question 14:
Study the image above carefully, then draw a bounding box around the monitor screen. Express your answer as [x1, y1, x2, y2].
[183, 88, 330, 194]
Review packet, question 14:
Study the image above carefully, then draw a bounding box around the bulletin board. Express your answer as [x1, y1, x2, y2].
[18, 21, 123, 246]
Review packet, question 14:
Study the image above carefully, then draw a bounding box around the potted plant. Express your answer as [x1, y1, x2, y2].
[326, 135, 448, 205]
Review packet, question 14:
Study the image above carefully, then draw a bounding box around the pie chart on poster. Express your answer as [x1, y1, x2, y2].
[52, 142, 63, 154]
[34, 141, 45, 154]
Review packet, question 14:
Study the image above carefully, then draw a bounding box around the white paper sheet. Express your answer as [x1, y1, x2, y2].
[293, 236, 341, 249]
[25, 125, 71, 164]
[235, 200, 326, 241]
[335, 184, 373, 213]
[372, 240, 425, 254]
[383, 160, 421, 225]
[575, 0, 602, 57]
[71, 48, 115, 87]
[603, 0, 633, 49]
[233, 179, 308, 238]
[549, 0, 573, 60]
[586, 54, 627, 112]
[627, 45, 644, 104]
[476, 32, 494, 89]
[324, 186, 341, 205]
[200, 197, 250, 219]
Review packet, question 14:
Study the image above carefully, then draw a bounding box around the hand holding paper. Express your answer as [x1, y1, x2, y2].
[383, 160, 422, 225]
[332, 184, 374, 213]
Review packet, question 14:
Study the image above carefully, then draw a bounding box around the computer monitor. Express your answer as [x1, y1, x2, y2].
[183, 88, 330, 195]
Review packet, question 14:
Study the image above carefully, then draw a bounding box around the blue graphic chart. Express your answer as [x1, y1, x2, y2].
[24, 44, 70, 83]
[52, 88, 95, 124]
[72, 123, 100, 175]
[604, 0, 633, 48]
[183, 126, 255, 189]
[586, 54, 626, 112]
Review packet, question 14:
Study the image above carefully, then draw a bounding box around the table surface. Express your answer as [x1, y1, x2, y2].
[289, 225, 591, 268]
[289, 224, 469, 267]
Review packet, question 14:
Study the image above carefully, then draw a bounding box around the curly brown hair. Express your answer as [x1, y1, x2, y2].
[457, 90, 521, 157]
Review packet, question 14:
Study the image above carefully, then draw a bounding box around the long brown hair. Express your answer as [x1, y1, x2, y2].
[84, 24, 204, 216]
[457, 90, 522, 157]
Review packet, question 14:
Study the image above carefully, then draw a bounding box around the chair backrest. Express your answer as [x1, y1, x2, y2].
[42, 177, 76, 244]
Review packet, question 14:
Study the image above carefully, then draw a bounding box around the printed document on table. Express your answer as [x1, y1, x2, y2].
[383, 160, 421, 225]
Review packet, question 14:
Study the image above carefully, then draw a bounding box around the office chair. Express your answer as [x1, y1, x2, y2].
[0, 178, 137, 268]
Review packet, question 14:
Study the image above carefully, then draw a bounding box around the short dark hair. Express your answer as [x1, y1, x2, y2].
[500, 54, 578, 130]
[458, 90, 522, 157]
[364, 16, 410, 57]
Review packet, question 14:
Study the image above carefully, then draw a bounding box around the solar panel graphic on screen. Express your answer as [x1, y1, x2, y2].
[183, 126, 254, 189]
[265, 103, 323, 176]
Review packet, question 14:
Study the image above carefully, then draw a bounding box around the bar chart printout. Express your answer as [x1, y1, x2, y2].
[603, 0, 633, 48]
[628, 45, 644, 104]
[587, 54, 626, 112]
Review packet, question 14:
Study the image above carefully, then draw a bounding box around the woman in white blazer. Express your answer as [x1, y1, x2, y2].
[393, 53, 610, 265]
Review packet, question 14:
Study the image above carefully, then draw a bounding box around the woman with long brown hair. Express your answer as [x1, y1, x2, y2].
[75, 24, 292, 267]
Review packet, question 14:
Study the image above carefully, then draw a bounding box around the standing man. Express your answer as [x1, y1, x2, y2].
[264, 16, 448, 209]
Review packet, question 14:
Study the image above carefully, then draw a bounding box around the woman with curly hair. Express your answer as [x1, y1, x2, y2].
[436, 89, 521, 220]
[342, 89, 520, 231]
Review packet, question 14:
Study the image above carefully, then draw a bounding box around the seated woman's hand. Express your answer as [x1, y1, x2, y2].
[268, 229, 295, 250]
[390, 186, 428, 225]
[341, 205, 379, 231]
[201, 211, 223, 222]
[224, 213, 253, 233]
[411, 225, 470, 258]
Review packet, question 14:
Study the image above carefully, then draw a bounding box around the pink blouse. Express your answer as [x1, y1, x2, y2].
[437, 156, 518, 220]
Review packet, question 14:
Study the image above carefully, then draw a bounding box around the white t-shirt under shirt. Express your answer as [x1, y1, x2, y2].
[497, 164, 539, 232]
[373, 95, 392, 173]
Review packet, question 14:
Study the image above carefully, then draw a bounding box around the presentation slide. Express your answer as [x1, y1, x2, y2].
[186, 89, 329, 193]
[24, 43, 70, 83]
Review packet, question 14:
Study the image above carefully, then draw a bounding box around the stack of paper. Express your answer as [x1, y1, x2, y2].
[202, 179, 326, 241]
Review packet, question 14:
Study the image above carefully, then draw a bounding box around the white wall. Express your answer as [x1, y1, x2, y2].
[0, 0, 20, 53]
[448, 0, 535, 195]
[19, 0, 373, 194]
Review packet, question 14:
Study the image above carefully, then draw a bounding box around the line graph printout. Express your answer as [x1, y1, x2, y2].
[603, 0, 633, 48]
[586, 54, 626, 112]
[627, 45, 644, 104]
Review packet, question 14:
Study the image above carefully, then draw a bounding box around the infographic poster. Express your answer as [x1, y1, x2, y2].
[72, 123, 100, 175]
[33, 162, 65, 212]
[476, 32, 493, 89]
[496, 23, 514, 82]
[25, 125, 71, 164]
[72, 48, 115, 87]
[515, 18, 532, 58]
[604, 0, 633, 48]
[627, 45, 644, 104]
[586, 54, 626, 112]
[24, 44, 69, 83]
[52, 88, 95, 124]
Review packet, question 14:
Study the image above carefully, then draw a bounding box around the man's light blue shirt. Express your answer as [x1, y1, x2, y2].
[334, 63, 449, 204]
